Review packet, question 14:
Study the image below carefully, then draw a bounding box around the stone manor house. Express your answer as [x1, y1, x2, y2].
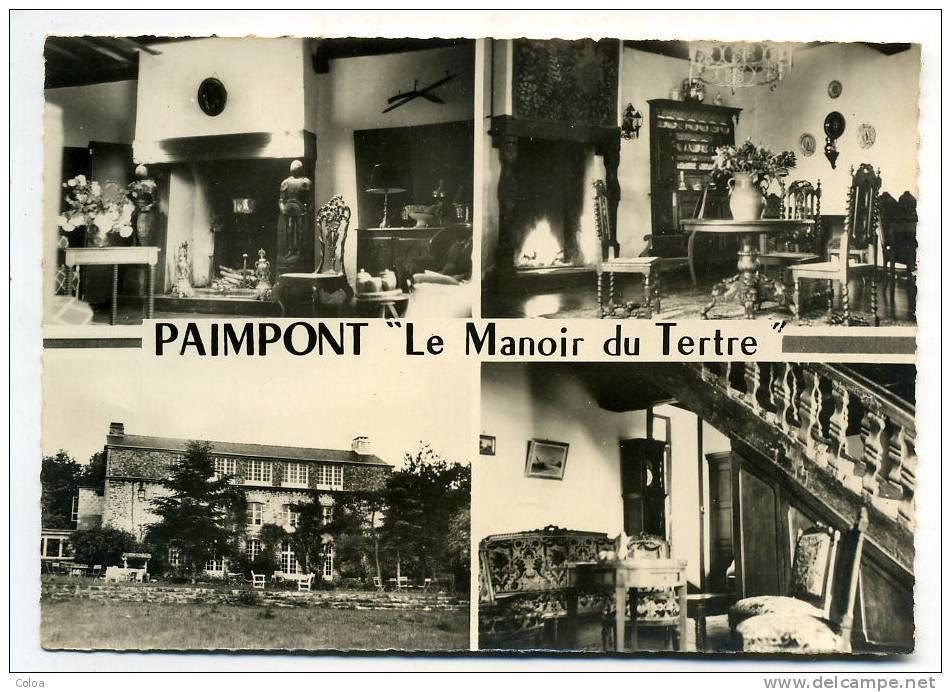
[43, 422, 392, 579]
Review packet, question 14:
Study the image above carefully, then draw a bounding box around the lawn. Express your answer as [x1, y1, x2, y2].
[42, 599, 470, 652]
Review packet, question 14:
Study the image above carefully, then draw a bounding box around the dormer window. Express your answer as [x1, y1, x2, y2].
[246, 459, 273, 485]
[314, 463, 343, 490]
[284, 462, 308, 488]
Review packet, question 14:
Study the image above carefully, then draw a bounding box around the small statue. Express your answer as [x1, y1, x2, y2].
[173, 241, 194, 298]
[254, 248, 271, 300]
[277, 160, 312, 273]
[128, 164, 158, 247]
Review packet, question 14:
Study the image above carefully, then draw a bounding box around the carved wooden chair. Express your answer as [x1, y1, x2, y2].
[760, 180, 823, 278]
[879, 191, 917, 282]
[729, 523, 840, 632]
[789, 165, 882, 325]
[735, 507, 869, 654]
[594, 180, 668, 319]
[272, 194, 354, 316]
[600, 534, 683, 651]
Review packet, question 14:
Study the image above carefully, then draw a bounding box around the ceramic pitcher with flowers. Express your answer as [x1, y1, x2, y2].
[728, 172, 765, 221]
[712, 140, 797, 222]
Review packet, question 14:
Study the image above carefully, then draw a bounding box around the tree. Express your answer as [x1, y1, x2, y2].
[70, 527, 138, 566]
[78, 451, 107, 491]
[145, 441, 246, 580]
[41, 451, 82, 528]
[379, 444, 470, 584]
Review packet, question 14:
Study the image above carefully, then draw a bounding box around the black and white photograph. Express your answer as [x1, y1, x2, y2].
[40, 350, 471, 651]
[478, 361, 916, 654]
[479, 39, 919, 325]
[43, 35, 476, 328]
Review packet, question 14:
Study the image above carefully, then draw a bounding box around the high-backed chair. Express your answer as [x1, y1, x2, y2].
[790, 165, 882, 325]
[728, 523, 840, 631]
[272, 194, 354, 316]
[594, 181, 681, 319]
[600, 534, 683, 651]
[735, 507, 869, 654]
[879, 191, 917, 282]
[760, 180, 823, 277]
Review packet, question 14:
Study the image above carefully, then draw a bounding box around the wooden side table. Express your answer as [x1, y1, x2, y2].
[355, 292, 409, 318]
[65, 246, 160, 325]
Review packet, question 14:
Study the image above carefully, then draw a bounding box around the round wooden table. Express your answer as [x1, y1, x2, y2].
[681, 218, 814, 319]
[355, 291, 409, 318]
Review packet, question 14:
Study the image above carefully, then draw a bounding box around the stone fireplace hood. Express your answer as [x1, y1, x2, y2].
[133, 129, 316, 165]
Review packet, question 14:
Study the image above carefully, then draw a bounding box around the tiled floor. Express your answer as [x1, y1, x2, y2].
[487, 270, 916, 326]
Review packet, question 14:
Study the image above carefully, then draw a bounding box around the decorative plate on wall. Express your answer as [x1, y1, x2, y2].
[799, 133, 817, 157]
[828, 80, 843, 99]
[857, 123, 877, 149]
[197, 77, 227, 117]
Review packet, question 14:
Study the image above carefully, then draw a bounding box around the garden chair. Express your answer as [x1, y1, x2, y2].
[372, 576, 385, 592]
[250, 572, 266, 590]
[397, 576, 409, 591]
[90, 564, 103, 579]
[297, 573, 314, 592]
[421, 578, 433, 593]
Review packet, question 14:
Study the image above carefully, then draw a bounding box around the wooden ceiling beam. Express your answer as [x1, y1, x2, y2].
[74, 37, 132, 64]
[112, 36, 162, 56]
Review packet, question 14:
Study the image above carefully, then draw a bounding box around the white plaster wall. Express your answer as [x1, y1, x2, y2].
[134, 38, 308, 144]
[477, 363, 647, 539]
[731, 43, 921, 213]
[44, 80, 138, 148]
[313, 45, 475, 285]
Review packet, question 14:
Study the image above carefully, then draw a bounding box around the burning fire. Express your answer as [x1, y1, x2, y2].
[516, 219, 575, 269]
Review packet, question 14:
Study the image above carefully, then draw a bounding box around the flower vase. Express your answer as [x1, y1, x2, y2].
[728, 173, 766, 221]
[86, 225, 109, 248]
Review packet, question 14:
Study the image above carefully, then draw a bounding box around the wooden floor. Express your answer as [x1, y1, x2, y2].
[487, 269, 916, 325]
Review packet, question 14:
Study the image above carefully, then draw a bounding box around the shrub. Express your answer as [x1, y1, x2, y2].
[69, 527, 139, 567]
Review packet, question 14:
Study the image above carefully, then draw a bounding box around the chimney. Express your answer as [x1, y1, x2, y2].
[351, 435, 371, 455]
[109, 422, 125, 437]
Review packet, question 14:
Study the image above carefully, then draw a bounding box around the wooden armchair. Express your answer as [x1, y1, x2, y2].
[790, 165, 882, 325]
[594, 181, 682, 319]
[760, 180, 823, 278]
[250, 572, 266, 590]
[272, 194, 354, 316]
[297, 573, 315, 592]
[601, 534, 683, 651]
[879, 191, 917, 282]
[735, 507, 869, 654]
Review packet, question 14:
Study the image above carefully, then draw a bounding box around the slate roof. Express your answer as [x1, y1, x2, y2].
[106, 433, 390, 467]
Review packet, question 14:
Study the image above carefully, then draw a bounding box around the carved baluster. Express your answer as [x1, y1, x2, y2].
[886, 424, 916, 529]
[859, 408, 888, 500]
[828, 380, 851, 476]
[743, 362, 762, 413]
[797, 367, 822, 455]
[771, 363, 793, 433]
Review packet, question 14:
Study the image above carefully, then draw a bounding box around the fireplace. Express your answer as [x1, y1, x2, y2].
[489, 115, 621, 286]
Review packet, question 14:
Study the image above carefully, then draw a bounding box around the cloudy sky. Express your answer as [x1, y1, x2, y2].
[43, 347, 474, 469]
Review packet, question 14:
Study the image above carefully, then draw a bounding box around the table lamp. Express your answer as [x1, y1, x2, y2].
[366, 164, 405, 228]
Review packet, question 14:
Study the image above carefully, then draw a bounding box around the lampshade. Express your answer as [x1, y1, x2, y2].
[366, 164, 405, 194]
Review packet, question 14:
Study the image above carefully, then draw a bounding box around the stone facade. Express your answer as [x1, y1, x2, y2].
[77, 425, 393, 577]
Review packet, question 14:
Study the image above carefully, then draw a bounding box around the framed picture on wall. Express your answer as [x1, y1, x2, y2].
[479, 434, 496, 456]
[524, 439, 569, 480]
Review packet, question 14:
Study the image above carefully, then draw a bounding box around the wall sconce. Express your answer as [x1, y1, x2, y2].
[621, 103, 643, 140]
[137, 481, 146, 501]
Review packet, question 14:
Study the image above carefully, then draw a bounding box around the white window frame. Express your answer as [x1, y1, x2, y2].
[213, 456, 238, 481]
[280, 540, 300, 575]
[246, 459, 273, 486]
[247, 501, 264, 526]
[205, 551, 223, 573]
[70, 495, 79, 526]
[283, 504, 300, 529]
[321, 505, 334, 526]
[314, 463, 343, 490]
[168, 545, 182, 567]
[321, 543, 334, 579]
[246, 538, 261, 562]
[283, 462, 309, 488]
[41, 536, 68, 559]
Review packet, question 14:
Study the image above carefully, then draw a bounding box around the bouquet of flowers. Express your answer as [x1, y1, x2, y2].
[711, 140, 797, 192]
[57, 174, 134, 243]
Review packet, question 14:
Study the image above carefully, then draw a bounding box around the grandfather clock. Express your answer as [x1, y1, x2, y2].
[619, 438, 667, 538]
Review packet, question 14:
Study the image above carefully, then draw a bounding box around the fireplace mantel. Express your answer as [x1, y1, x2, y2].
[489, 115, 622, 280]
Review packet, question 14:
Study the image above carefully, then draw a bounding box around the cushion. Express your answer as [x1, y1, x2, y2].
[729, 595, 825, 630]
[736, 613, 842, 654]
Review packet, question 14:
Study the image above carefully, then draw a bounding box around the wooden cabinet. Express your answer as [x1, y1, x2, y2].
[648, 99, 741, 235]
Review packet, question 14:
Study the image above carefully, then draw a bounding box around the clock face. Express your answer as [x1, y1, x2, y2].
[197, 78, 227, 116]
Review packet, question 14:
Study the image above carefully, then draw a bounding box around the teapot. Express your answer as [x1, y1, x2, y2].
[379, 269, 398, 292]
